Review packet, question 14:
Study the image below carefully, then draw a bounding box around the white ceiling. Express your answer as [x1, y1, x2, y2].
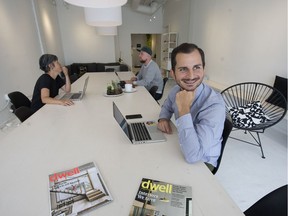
[126, 0, 167, 15]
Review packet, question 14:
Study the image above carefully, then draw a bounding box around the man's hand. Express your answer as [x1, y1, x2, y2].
[157, 119, 172, 134]
[176, 90, 195, 117]
[130, 76, 137, 81]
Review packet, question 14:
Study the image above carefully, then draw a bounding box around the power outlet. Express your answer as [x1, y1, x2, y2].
[4, 94, 10, 102]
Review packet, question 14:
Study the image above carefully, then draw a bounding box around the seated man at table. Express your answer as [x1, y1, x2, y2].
[126, 46, 163, 100]
[31, 54, 74, 112]
[157, 43, 225, 171]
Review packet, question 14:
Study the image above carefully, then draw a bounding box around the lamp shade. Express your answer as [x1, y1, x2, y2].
[96, 26, 117, 35]
[64, 0, 127, 8]
[84, 7, 122, 26]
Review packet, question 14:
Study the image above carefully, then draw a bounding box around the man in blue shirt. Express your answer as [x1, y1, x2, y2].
[158, 43, 225, 170]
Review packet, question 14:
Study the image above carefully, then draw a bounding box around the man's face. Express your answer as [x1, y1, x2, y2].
[139, 51, 149, 63]
[171, 50, 205, 91]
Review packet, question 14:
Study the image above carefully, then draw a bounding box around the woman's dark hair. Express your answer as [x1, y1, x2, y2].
[171, 43, 205, 71]
[39, 54, 58, 73]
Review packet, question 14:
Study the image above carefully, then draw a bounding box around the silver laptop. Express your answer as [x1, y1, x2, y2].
[113, 102, 166, 144]
[60, 76, 89, 100]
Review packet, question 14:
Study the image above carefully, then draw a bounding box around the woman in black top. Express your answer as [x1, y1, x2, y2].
[31, 54, 73, 112]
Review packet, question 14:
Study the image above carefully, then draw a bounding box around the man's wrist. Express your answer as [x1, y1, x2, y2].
[158, 118, 167, 122]
[178, 109, 190, 117]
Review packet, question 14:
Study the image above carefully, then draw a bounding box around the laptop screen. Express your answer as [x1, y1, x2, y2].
[82, 76, 89, 94]
[112, 102, 131, 141]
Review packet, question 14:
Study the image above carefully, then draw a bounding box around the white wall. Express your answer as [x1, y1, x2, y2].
[162, 0, 191, 43]
[35, 0, 65, 62]
[56, 3, 116, 65]
[0, 0, 39, 99]
[163, 0, 287, 87]
[0, 0, 64, 128]
[117, 6, 164, 68]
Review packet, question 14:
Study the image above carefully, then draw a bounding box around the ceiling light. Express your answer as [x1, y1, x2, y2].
[64, 0, 127, 8]
[84, 7, 122, 26]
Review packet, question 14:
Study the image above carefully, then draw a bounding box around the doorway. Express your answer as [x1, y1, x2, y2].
[131, 34, 162, 74]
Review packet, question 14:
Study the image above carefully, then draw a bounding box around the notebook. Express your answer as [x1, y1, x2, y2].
[113, 102, 166, 144]
[60, 76, 89, 101]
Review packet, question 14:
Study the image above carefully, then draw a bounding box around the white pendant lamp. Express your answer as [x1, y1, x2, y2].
[84, 7, 122, 26]
[64, 0, 127, 8]
[96, 26, 117, 35]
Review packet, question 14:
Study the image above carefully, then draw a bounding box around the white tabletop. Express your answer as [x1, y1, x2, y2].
[0, 72, 244, 216]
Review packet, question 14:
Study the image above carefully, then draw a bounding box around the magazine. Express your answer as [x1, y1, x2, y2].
[48, 162, 113, 216]
[129, 178, 192, 216]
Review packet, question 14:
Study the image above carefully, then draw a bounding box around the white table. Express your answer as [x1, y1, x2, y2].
[0, 72, 244, 216]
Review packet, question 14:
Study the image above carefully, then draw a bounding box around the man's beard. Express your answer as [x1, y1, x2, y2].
[140, 60, 146, 63]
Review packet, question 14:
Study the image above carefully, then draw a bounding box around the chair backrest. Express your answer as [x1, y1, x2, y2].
[244, 184, 287, 216]
[157, 77, 169, 101]
[221, 82, 287, 131]
[14, 106, 34, 122]
[149, 86, 158, 98]
[162, 77, 168, 93]
[212, 117, 233, 175]
[8, 91, 31, 111]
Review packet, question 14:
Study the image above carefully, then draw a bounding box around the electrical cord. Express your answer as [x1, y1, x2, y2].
[0, 100, 10, 113]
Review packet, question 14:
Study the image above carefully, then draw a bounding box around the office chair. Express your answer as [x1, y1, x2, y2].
[212, 117, 233, 175]
[14, 106, 34, 122]
[221, 82, 287, 158]
[156, 77, 169, 102]
[244, 184, 287, 216]
[149, 86, 158, 99]
[8, 91, 31, 112]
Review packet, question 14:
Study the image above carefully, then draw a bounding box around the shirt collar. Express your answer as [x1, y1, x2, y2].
[144, 59, 152, 67]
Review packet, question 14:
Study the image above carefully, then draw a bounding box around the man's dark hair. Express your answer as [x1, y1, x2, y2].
[39, 54, 58, 73]
[171, 43, 205, 71]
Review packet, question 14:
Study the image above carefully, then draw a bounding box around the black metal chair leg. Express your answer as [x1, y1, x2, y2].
[229, 130, 266, 158]
[256, 132, 265, 159]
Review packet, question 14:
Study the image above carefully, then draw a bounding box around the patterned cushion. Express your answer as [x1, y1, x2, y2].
[229, 101, 270, 128]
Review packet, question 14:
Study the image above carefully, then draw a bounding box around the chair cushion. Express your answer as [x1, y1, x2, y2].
[105, 65, 120, 72]
[229, 101, 270, 128]
[96, 63, 120, 72]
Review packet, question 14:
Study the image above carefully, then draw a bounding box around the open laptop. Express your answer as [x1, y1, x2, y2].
[113, 102, 166, 144]
[60, 76, 89, 100]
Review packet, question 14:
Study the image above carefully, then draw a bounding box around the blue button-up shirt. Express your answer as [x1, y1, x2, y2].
[159, 83, 226, 167]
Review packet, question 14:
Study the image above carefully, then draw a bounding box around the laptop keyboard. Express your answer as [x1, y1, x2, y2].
[131, 122, 152, 141]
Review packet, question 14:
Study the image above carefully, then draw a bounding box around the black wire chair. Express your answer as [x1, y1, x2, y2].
[221, 82, 287, 158]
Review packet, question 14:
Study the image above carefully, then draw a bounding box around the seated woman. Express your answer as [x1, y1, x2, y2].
[31, 54, 74, 112]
